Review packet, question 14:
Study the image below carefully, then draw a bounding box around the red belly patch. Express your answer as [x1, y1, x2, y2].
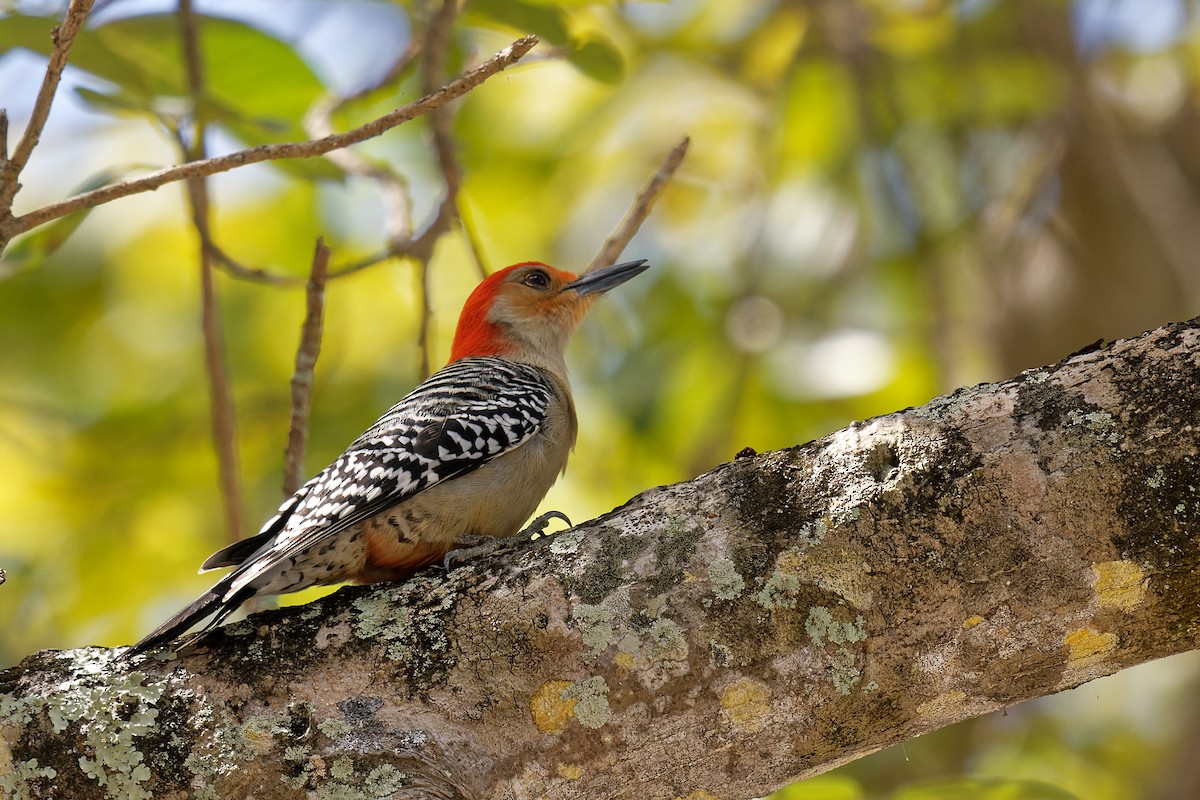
[357, 532, 450, 583]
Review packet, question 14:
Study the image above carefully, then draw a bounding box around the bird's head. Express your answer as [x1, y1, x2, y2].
[449, 259, 649, 366]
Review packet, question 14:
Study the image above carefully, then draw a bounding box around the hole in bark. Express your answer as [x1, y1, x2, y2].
[866, 441, 900, 482]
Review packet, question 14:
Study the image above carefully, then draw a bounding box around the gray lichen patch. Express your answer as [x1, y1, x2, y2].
[0, 649, 166, 800]
[348, 583, 459, 687]
[708, 557, 745, 600]
[805, 607, 867, 647]
[354, 595, 420, 665]
[564, 677, 610, 729]
[317, 716, 355, 741]
[571, 604, 615, 663]
[548, 530, 586, 555]
[753, 571, 801, 610]
[289, 754, 412, 800]
[829, 648, 862, 695]
[643, 617, 688, 663]
[797, 518, 830, 549]
[646, 516, 708, 597]
[0, 758, 57, 800]
[1065, 409, 1121, 445]
[570, 525, 652, 605]
[182, 704, 288, 794]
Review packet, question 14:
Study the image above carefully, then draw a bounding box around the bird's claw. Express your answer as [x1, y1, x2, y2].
[522, 510, 572, 541]
[441, 510, 574, 572]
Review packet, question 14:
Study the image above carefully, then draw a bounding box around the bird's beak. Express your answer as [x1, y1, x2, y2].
[563, 259, 650, 296]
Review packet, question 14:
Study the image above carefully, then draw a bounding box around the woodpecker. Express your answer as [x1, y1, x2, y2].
[129, 258, 649, 655]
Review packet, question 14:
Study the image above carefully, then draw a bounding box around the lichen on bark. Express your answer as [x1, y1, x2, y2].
[2, 317, 1199, 799]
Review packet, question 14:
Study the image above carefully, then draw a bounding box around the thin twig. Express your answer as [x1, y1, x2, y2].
[284, 238, 331, 497]
[0, 0, 95, 213]
[1, 35, 538, 247]
[0, 110, 9, 163]
[423, 0, 461, 233]
[586, 136, 690, 273]
[412, 0, 460, 379]
[179, 0, 244, 544]
[328, 248, 397, 278]
[208, 237, 302, 285]
[197, 216, 402, 285]
[303, 97, 414, 245]
[415, 259, 433, 379]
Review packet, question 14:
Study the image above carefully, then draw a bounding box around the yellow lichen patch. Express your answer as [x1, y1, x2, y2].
[1065, 627, 1118, 664]
[614, 651, 637, 671]
[675, 791, 722, 800]
[557, 764, 583, 780]
[530, 680, 577, 734]
[1093, 561, 1146, 612]
[916, 690, 966, 720]
[962, 615, 984, 629]
[719, 679, 771, 732]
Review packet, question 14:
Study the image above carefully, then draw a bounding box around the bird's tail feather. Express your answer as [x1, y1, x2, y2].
[200, 529, 274, 571]
[123, 579, 254, 659]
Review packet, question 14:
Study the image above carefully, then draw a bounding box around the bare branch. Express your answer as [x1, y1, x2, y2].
[586, 136, 690, 273]
[326, 249, 396, 279]
[410, 0, 461, 379]
[302, 96, 415, 246]
[6, 319, 1200, 799]
[283, 239, 331, 497]
[196, 210, 245, 544]
[0, 0, 95, 213]
[423, 0, 463, 234]
[0, 110, 9, 163]
[209, 238, 304, 285]
[178, 0, 244, 544]
[1, 35, 539, 247]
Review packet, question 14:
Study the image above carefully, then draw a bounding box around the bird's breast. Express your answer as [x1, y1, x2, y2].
[354, 412, 574, 581]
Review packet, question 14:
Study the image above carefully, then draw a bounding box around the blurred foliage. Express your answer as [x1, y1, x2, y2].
[2, 0, 1200, 797]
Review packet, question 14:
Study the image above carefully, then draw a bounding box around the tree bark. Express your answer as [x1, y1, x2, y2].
[3, 318, 1199, 800]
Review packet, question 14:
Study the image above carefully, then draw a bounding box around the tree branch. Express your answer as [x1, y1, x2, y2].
[0, 0, 95, 213]
[177, 0, 244, 545]
[0, 35, 539, 252]
[4, 317, 1199, 798]
[586, 136, 690, 273]
[283, 239, 331, 497]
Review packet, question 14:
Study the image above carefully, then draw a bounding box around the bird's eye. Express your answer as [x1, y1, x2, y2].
[523, 270, 551, 289]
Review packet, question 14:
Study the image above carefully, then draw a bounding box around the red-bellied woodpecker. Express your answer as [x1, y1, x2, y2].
[129, 258, 649, 655]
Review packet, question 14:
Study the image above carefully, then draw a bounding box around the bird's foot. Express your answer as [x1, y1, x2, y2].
[441, 510, 573, 572]
[520, 510, 573, 541]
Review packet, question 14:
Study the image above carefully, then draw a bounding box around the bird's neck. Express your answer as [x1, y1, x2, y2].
[451, 320, 573, 389]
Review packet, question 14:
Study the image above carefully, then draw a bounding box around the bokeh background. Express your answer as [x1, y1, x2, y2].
[2, 1, 1200, 797]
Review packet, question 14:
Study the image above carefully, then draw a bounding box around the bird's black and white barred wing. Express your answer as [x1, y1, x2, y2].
[227, 357, 559, 586]
[125, 357, 560, 655]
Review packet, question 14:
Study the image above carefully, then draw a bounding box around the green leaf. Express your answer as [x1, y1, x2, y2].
[463, 2, 625, 83]
[465, 0, 571, 45]
[0, 170, 124, 277]
[0, 12, 329, 153]
[567, 37, 625, 83]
